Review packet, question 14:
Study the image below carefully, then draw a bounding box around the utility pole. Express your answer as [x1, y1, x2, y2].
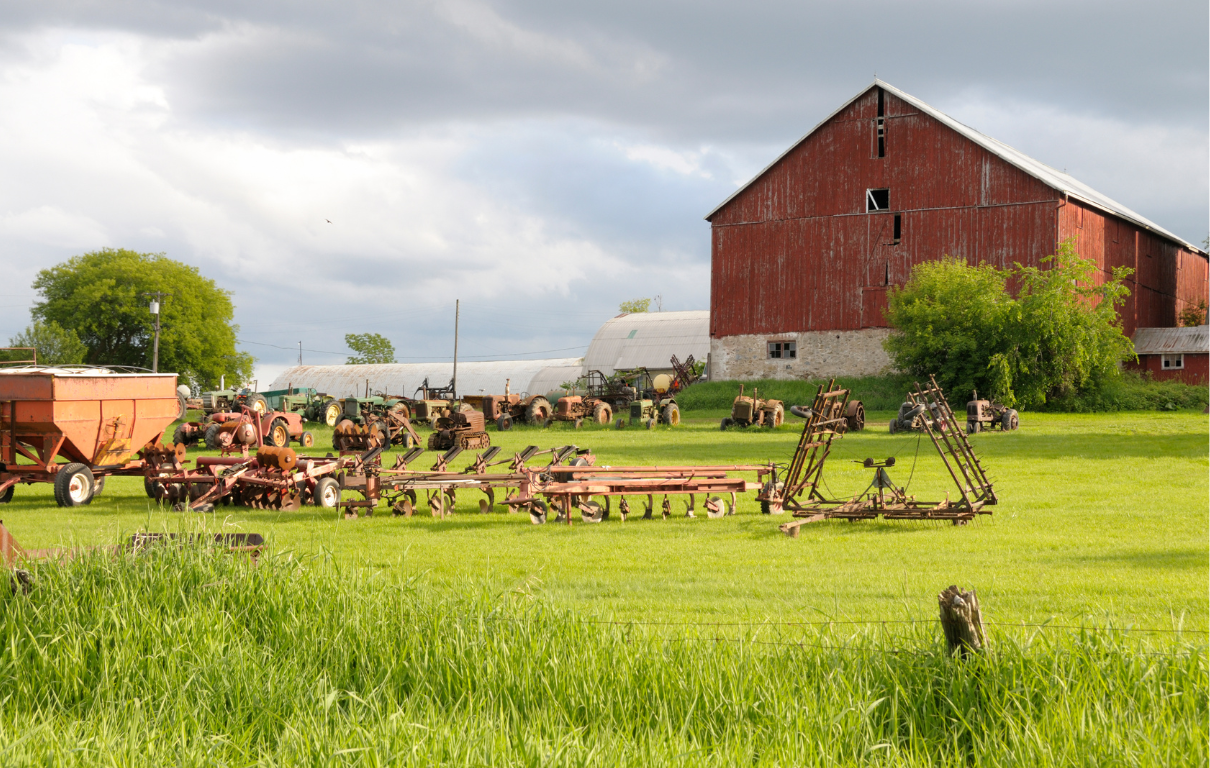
[140, 291, 171, 372]
[298, 341, 302, 366]
[452, 299, 460, 398]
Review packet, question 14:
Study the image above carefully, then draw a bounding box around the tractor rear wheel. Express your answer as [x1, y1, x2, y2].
[54, 463, 94, 507]
[720, 418, 731, 430]
[526, 397, 551, 424]
[593, 402, 612, 425]
[267, 419, 290, 448]
[661, 403, 680, 426]
[204, 424, 221, 449]
[246, 394, 268, 415]
[769, 404, 784, 428]
[322, 399, 342, 427]
[1003, 409, 1019, 431]
[172, 424, 189, 446]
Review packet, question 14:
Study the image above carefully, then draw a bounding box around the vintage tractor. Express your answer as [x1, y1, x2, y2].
[260, 386, 338, 424]
[481, 379, 553, 430]
[888, 399, 950, 434]
[721, 384, 783, 429]
[196, 408, 314, 452]
[427, 410, 491, 451]
[966, 392, 1019, 433]
[615, 373, 680, 429]
[200, 386, 267, 416]
[550, 395, 613, 428]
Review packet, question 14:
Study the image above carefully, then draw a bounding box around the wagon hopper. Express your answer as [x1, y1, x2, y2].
[0, 367, 181, 506]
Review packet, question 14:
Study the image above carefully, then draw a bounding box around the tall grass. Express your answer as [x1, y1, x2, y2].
[1, 544, 1204, 766]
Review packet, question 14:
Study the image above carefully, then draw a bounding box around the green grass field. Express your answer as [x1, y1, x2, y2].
[1, 407, 1206, 765]
[3, 409, 1206, 631]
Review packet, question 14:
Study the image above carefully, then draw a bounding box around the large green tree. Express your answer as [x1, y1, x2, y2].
[884, 241, 1134, 407]
[31, 248, 254, 388]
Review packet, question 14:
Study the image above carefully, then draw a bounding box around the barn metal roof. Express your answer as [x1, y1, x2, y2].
[582, 310, 709, 375]
[706, 80, 1207, 256]
[267, 358, 583, 399]
[1132, 326, 1209, 355]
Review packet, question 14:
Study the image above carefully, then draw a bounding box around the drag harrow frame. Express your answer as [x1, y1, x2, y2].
[767, 376, 997, 537]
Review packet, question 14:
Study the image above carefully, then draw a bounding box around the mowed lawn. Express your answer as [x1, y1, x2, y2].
[3, 409, 1206, 633]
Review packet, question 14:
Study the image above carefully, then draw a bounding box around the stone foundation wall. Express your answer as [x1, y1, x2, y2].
[710, 329, 894, 380]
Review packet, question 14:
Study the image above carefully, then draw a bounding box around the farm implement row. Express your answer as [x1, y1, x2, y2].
[145, 376, 996, 535]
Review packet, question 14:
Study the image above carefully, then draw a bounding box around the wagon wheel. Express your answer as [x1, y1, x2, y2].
[53, 463, 95, 508]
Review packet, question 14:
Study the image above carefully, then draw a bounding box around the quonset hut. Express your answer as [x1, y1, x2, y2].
[267, 358, 583, 400]
[581, 310, 710, 377]
[705, 79, 1209, 381]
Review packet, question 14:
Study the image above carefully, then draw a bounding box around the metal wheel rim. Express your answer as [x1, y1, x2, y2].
[68, 474, 89, 503]
[320, 484, 339, 507]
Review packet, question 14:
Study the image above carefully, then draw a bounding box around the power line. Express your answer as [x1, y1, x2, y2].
[237, 338, 589, 363]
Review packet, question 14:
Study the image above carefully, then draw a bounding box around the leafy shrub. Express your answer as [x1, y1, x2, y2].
[884, 241, 1134, 408]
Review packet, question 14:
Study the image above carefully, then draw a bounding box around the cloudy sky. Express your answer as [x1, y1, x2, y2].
[0, 0, 1205, 384]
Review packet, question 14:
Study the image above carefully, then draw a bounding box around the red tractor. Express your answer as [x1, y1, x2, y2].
[174, 408, 313, 450]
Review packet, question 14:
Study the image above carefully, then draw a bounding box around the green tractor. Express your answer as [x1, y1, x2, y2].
[260, 386, 340, 425]
[615, 372, 680, 429]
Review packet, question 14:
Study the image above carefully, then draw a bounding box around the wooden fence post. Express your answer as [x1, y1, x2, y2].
[938, 585, 987, 657]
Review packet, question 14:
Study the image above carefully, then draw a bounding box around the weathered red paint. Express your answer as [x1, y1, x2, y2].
[708, 85, 1209, 339]
[1125, 353, 1209, 385]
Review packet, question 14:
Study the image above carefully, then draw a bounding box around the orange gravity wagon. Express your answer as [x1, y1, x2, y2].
[0, 367, 180, 506]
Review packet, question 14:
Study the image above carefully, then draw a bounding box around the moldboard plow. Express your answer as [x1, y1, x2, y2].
[763, 376, 996, 537]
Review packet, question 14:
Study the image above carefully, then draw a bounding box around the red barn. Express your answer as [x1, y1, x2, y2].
[1125, 326, 1209, 385]
[705, 80, 1209, 380]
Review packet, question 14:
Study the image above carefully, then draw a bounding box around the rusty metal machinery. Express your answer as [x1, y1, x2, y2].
[550, 395, 612, 429]
[766, 376, 997, 537]
[721, 384, 784, 430]
[427, 410, 490, 451]
[481, 379, 552, 431]
[966, 391, 1019, 434]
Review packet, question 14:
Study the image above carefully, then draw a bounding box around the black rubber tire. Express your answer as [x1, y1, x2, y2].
[661, 403, 680, 426]
[497, 415, 512, 431]
[144, 476, 158, 498]
[313, 477, 340, 508]
[720, 418, 731, 431]
[770, 404, 784, 428]
[645, 419, 655, 430]
[967, 421, 978, 434]
[1003, 409, 1019, 431]
[177, 393, 189, 421]
[300, 431, 315, 448]
[888, 419, 898, 435]
[322, 400, 343, 427]
[87, 476, 105, 504]
[204, 424, 222, 450]
[245, 394, 268, 414]
[526, 397, 551, 425]
[172, 424, 189, 446]
[53, 463, 94, 507]
[615, 418, 626, 429]
[0, 484, 13, 504]
[267, 419, 290, 448]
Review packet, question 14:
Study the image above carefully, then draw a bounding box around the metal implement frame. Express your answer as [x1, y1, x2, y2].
[775, 375, 997, 536]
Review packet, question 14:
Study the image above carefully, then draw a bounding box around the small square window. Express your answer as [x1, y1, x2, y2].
[867, 189, 889, 211]
[1161, 354, 1184, 370]
[767, 341, 796, 359]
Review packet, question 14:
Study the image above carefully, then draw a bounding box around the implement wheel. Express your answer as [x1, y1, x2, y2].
[313, 477, 340, 509]
[54, 463, 95, 507]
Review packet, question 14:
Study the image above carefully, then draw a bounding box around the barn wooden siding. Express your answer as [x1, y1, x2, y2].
[708, 87, 1208, 339]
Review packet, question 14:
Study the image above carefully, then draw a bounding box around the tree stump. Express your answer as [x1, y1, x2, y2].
[938, 585, 987, 657]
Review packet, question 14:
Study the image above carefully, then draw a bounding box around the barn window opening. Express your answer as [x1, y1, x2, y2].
[867, 189, 890, 211]
[1161, 354, 1184, 370]
[876, 88, 886, 157]
[893, 214, 901, 244]
[767, 341, 796, 360]
[884, 263, 890, 285]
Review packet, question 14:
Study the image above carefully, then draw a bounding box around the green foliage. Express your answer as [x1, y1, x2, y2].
[884, 241, 1134, 408]
[0, 546, 1202, 765]
[1179, 299, 1207, 328]
[31, 248, 253, 388]
[5, 321, 87, 366]
[1041, 370, 1209, 412]
[619, 297, 650, 313]
[345, 332, 395, 364]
